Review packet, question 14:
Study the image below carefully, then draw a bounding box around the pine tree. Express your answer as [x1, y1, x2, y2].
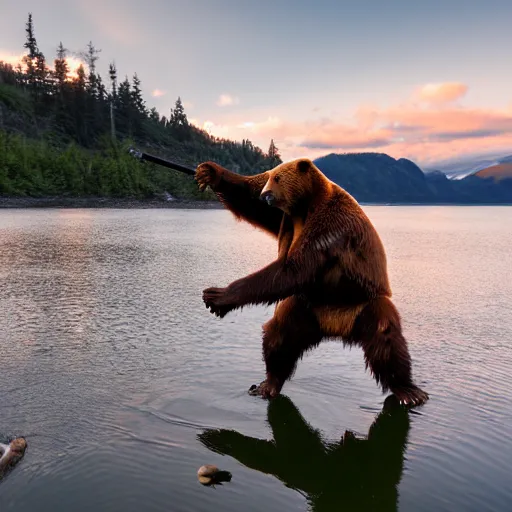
[149, 107, 160, 123]
[96, 74, 107, 102]
[79, 42, 104, 139]
[22, 13, 38, 88]
[22, 13, 48, 101]
[53, 42, 69, 88]
[169, 96, 188, 127]
[108, 62, 118, 140]
[131, 73, 146, 115]
[168, 96, 189, 141]
[72, 64, 88, 144]
[82, 41, 101, 75]
[82, 41, 101, 103]
[268, 139, 282, 166]
[116, 76, 134, 137]
[52, 42, 73, 136]
[108, 62, 118, 99]
[130, 73, 146, 136]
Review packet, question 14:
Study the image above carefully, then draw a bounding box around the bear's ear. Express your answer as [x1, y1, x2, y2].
[296, 159, 310, 173]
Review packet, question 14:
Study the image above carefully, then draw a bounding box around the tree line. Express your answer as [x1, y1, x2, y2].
[0, 13, 282, 198]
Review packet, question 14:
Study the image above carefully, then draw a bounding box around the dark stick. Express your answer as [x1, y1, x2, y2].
[128, 147, 196, 176]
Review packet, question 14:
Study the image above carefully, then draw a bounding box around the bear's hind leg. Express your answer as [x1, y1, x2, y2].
[351, 297, 429, 407]
[249, 296, 322, 399]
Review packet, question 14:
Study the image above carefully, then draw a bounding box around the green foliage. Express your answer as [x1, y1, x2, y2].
[0, 83, 32, 115]
[0, 13, 283, 200]
[0, 131, 215, 199]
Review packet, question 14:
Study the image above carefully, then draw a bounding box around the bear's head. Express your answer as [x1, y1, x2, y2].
[259, 158, 322, 214]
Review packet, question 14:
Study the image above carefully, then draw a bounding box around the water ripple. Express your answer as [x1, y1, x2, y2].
[1, 207, 511, 512]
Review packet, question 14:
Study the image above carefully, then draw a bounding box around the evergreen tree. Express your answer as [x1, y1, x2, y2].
[268, 139, 282, 167]
[22, 13, 38, 88]
[82, 41, 101, 101]
[82, 41, 101, 75]
[116, 76, 134, 137]
[169, 96, 188, 127]
[72, 64, 88, 144]
[149, 107, 160, 123]
[108, 62, 118, 140]
[96, 74, 107, 102]
[24, 16, 44, 77]
[131, 73, 145, 115]
[52, 42, 73, 136]
[108, 62, 118, 99]
[130, 73, 146, 136]
[168, 96, 189, 141]
[22, 12, 48, 105]
[80, 42, 105, 139]
[53, 42, 69, 87]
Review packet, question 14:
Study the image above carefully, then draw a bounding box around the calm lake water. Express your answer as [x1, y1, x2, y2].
[0, 206, 511, 512]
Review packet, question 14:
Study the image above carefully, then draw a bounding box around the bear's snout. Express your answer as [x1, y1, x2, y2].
[260, 190, 276, 206]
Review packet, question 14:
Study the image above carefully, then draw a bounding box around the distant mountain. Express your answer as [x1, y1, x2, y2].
[475, 163, 512, 182]
[423, 154, 512, 180]
[313, 152, 512, 204]
[313, 153, 433, 203]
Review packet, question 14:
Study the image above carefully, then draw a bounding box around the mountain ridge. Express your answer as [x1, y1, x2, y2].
[313, 152, 512, 204]
[423, 153, 512, 180]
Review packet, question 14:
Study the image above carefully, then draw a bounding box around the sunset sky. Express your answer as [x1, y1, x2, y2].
[2, 0, 512, 167]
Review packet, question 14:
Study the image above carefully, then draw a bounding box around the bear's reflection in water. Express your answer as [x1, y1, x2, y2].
[198, 395, 410, 512]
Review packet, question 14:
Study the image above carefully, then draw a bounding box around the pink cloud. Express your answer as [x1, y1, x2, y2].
[414, 82, 468, 105]
[191, 119, 231, 137]
[293, 105, 512, 165]
[217, 94, 240, 107]
[152, 89, 166, 98]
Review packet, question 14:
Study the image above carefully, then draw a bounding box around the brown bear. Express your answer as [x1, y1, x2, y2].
[195, 158, 429, 407]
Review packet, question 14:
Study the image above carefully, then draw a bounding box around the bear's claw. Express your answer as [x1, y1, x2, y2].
[392, 386, 429, 407]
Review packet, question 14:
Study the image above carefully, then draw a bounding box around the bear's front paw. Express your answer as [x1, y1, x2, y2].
[203, 287, 234, 318]
[195, 162, 223, 192]
[248, 380, 281, 399]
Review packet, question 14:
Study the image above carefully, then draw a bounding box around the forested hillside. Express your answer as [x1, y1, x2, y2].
[0, 14, 282, 199]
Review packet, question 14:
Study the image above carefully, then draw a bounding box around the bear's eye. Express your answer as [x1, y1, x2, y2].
[274, 175, 280, 183]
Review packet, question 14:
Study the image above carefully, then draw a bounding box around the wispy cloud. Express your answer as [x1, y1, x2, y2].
[414, 82, 468, 105]
[152, 89, 166, 98]
[216, 94, 240, 107]
[190, 119, 231, 137]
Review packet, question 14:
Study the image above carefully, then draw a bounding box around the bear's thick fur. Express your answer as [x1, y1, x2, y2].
[196, 158, 428, 406]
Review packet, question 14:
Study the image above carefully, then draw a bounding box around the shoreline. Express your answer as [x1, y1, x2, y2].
[0, 196, 224, 209]
[1, 196, 511, 209]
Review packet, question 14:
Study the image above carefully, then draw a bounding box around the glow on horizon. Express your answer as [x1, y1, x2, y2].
[0, 51, 87, 80]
